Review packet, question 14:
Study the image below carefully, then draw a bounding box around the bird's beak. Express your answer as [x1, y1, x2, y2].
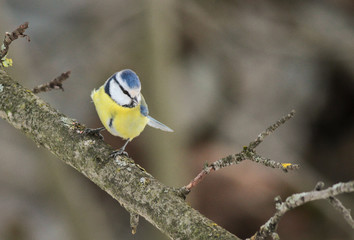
[132, 97, 138, 106]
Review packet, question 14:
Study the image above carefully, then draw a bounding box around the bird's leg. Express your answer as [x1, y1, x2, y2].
[110, 139, 131, 157]
[84, 127, 105, 140]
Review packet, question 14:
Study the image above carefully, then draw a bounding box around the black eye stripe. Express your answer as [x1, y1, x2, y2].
[104, 78, 112, 97]
[104, 75, 137, 108]
[113, 75, 132, 99]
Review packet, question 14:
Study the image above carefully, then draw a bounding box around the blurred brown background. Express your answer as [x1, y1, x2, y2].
[1, 0, 354, 239]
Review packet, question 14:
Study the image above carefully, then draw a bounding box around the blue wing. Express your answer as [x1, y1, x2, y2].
[139, 94, 173, 132]
[140, 94, 149, 117]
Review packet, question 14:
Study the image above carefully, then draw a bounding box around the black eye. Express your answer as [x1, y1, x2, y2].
[120, 86, 132, 98]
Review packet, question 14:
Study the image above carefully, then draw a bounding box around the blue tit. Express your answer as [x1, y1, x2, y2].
[90, 69, 173, 156]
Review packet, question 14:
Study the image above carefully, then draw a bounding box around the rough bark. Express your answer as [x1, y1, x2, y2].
[0, 70, 240, 240]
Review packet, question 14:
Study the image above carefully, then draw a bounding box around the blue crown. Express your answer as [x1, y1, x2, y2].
[120, 69, 141, 89]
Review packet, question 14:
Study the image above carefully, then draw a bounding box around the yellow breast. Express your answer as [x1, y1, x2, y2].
[91, 87, 149, 140]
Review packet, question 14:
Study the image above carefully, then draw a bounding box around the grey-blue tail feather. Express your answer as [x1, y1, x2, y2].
[147, 116, 174, 132]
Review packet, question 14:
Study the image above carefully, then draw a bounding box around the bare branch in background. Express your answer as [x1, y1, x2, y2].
[248, 110, 295, 149]
[0, 22, 30, 67]
[32, 71, 71, 94]
[315, 181, 354, 229]
[181, 110, 299, 195]
[249, 181, 354, 240]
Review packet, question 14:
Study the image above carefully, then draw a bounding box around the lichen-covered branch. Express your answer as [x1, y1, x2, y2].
[0, 70, 240, 240]
[130, 212, 140, 234]
[32, 71, 71, 94]
[0, 22, 30, 67]
[250, 181, 354, 240]
[315, 181, 354, 229]
[328, 196, 354, 228]
[182, 111, 299, 194]
[248, 110, 295, 150]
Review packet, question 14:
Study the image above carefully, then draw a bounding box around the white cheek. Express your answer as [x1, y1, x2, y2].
[110, 82, 131, 106]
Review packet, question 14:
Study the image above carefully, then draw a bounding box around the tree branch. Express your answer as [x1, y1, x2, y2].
[250, 181, 354, 240]
[0, 22, 30, 67]
[248, 110, 295, 150]
[181, 111, 299, 195]
[328, 196, 354, 228]
[315, 182, 354, 229]
[0, 70, 240, 239]
[32, 71, 71, 94]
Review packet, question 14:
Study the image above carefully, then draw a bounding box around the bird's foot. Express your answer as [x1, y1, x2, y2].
[110, 148, 129, 158]
[83, 127, 105, 140]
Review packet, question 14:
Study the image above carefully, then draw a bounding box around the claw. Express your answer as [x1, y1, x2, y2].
[84, 127, 105, 140]
[110, 139, 131, 158]
[110, 149, 129, 158]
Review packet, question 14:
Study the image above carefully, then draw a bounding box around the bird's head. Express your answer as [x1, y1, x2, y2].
[104, 69, 142, 107]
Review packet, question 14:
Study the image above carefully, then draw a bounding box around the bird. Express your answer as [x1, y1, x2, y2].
[88, 69, 173, 156]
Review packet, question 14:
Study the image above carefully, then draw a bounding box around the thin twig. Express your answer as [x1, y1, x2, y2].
[315, 182, 354, 228]
[328, 197, 354, 228]
[248, 110, 295, 150]
[32, 71, 71, 94]
[130, 212, 140, 234]
[249, 181, 354, 240]
[183, 165, 215, 192]
[246, 152, 300, 173]
[0, 22, 30, 65]
[181, 110, 298, 195]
